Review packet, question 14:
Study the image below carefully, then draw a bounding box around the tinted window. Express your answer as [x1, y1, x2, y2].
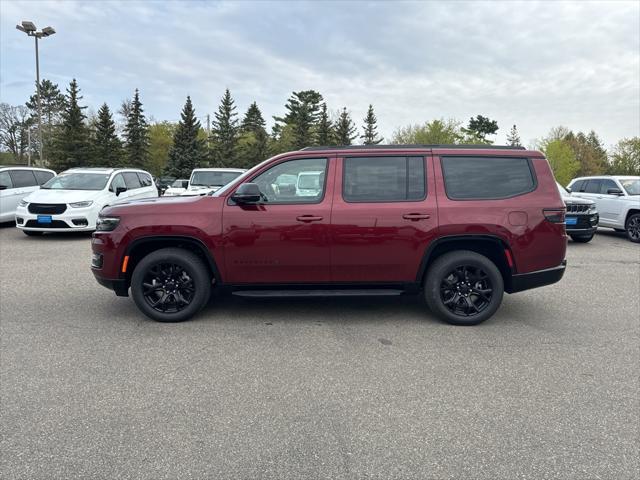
[584, 179, 601, 194]
[137, 172, 153, 187]
[250, 158, 327, 204]
[43, 173, 109, 191]
[343, 156, 425, 202]
[572, 180, 587, 192]
[110, 174, 126, 191]
[9, 170, 38, 188]
[441, 157, 535, 200]
[600, 179, 618, 194]
[191, 170, 243, 187]
[34, 170, 55, 185]
[0, 171, 13, 189]
[123, 172, 142, 189]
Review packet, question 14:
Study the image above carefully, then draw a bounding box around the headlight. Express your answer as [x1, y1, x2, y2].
[96, 216, 120, 231]
[18, 199, 29, 207]
[69, 200, 94, 208]
[587, 204, 597, 214]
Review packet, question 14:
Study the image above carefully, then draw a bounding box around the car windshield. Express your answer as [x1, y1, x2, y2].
[298, 174, 320, 189]
[41, 173, 109, 191]
[619, 179, 640, 195]
[171, 179, 186, 187]
[190, 171, 243, 187]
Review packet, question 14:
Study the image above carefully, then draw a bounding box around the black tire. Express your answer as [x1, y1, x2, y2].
[22, 230, 43, 236]
[131, 248, 211, 322]
[625, 214, 640, 243]
[570, 234, 594, 243]
[424, 250, 504, 326]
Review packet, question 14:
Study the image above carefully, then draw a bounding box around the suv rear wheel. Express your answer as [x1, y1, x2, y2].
[131, 248, 211, 322]
[424, 250, 504, 326]
[625, 213, 640, 243]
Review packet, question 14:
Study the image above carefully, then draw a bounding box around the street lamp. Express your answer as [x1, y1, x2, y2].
[16, 20, 56, 166]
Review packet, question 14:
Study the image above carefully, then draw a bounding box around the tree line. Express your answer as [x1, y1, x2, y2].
[1, 78, 638, 182]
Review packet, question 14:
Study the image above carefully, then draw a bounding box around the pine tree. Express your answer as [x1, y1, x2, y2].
[464, 115, 499, 143]
[241, 102, 266, 133]
[506, 124, 522, 147]
[165, 96, 206, 177]
[237, 101, 268, 168]
[49, 79, 90, 170]
[361, 104, 383, 145]
[123, 89, 149, 169]
[335, 107, 357, 146]
[274, 90, 323, 149]
[91, 103, 122, 167]
[316, 103, 334, 146]
[210, 89, 239, 167]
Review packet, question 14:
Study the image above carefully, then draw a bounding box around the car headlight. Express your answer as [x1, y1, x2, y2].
[18, 199, 29, 207]
[587, 204, 597, 214]
[96, 216, 120, 231]
[69, 200, 94, 208]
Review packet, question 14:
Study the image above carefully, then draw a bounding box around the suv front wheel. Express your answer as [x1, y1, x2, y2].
[130, 248, 211, 322]
[625, 213, 640, 243]
[424, 250, 504, 326]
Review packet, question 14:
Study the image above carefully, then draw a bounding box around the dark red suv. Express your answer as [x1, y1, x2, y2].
[91, 145, 567, 325]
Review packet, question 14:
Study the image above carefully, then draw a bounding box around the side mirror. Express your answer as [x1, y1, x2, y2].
[182, 180, 189, 188]
[607, 188, 624, 196]
[565, 186, 572, 193]
[231, 183, 262, 204]
[115, 186, 127, 196]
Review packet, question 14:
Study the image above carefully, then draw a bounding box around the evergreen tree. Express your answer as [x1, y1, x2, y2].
[210, 89, 239, 167]
[241, 102, 266, 133]
[91, 103, 122, 167]
[123, 89, 149, 169]
[26, 79, 66, 126]
[50, 79, 90, 170]
[335, 107, 357, 146]
[506, 124, 522, 147]
[361, 104, 383, 145]
[165, 96, 206, 177]
[274, 90, 323, 149]
[237, 102, 268, 168]
[564, 130, 607, 176]
[316, 103, 334, 146]
[463, 114, 499, 143]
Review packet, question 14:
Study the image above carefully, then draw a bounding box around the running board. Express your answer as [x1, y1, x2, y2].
[232, 289, 404, 298]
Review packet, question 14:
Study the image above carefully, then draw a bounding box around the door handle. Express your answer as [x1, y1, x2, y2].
[402, 213, 431, 221]
[296, 215, 323, 222]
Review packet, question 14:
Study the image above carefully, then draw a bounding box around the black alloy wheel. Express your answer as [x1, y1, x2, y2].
[142, 262, 196, 313]
[439, 265, 493, 317]
[626, 214, 640, 243]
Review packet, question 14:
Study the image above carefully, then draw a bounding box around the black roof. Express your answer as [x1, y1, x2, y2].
[301, 144, 526, 151]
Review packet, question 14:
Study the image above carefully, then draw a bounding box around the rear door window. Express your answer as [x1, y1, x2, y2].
[137, 172, 153, 187]
[9, 170, 38, 188]
[34, 170, 55, 185]
[584, 179, 602, 194]
[123, 172, 142, 189]
[600, 179, 618, 194]
[0, 171, 13, 189]
[441, 156, 535, 199]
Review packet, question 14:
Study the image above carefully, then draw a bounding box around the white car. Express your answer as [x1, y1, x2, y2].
[16, 167, 158, 235]
[180, 168, 246, 196]
[0, 166, 56, 223]
[296, 170, 323, 197]
[568, 175, 640, 243]
[163, 179, 189, 196]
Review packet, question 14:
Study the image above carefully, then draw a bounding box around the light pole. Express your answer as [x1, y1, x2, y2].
[16, 21, 55, 166]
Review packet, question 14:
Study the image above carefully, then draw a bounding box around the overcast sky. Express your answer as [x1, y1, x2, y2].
[1, 0, 639, 148]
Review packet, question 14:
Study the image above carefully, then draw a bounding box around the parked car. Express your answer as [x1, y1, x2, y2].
[567, 176, 640, 243]
[0, 166, 56, 223]
[180, 168, 246, 196]
[163, 179, 189, 196]
[156, 176, 176, 195]
[16, 167, 158, 235]
[92, 145, 568, 326]
[296, 170, 324, 197]
[557, 182, 598, 243]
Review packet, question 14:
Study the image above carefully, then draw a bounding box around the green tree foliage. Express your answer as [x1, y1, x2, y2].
[148, 122, 176, 177]
[210, 88, 239, 167]
[463, 114, 498, 143]
[237, 102, 268, 168]
[165, 96, 206, 177]
[506, 124, 522, 147]
[316, 103, 335, 146]
[123, 89, 149, 169]
[361, 104, 383, 145]
[608, 137, 640, 175]
[274, 90, 323, 149]
[0, 103, 32, 163]
[391, 118, 463, 144]
[542, 139, 579, 185]
[50, 79, 90, 170]
[564, 130, 607, 176]
[335, 107, 357, 146]
[25, 79, 66, 160]
[90, 103, 122, 167]
[241, 101, 266, 133]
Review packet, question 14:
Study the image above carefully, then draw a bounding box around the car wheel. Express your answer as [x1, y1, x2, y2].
[23, 230, 43, 236]
[424, 250, 504, 326]
[131, 248, 211, 322]
[626, 214, 640, 243]
[570, 234, 594, 243]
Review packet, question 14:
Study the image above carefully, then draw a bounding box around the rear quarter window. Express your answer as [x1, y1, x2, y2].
[441, 156, 535, 200]
[34, 170, 55, 185]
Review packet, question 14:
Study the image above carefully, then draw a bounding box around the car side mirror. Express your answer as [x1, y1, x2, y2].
[115, 186, 127, 196]
[565, 186, 572, 193]
[182, 181, 189, 188]
[231, 183, 261, 204]
[607, 188, 624, 196]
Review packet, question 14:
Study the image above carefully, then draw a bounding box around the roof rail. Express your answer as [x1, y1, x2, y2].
[300, 144, 526, 151]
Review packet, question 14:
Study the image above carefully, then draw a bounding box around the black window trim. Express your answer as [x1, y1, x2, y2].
[341, 155, 428, 204]
[439, 155, 538, 201]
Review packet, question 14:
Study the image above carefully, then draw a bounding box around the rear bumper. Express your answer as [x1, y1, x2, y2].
[508, 260, 566, 293]
[93, 272, 129, 297]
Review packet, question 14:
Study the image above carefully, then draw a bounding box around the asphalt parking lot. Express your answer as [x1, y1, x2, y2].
[1, 225, 638, 479]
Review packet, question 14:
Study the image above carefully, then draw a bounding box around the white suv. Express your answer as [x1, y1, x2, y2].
[568, 175, 640, 242]
[180, 168, 246, 196]
[16, 167, 158, 235]
[0, 166, 56, 222]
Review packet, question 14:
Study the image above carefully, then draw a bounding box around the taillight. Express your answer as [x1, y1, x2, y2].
[543, 208, 566, 223]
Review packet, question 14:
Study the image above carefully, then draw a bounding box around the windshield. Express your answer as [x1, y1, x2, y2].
[619, 179, 640, 195]
[171, 179, 187, 187]
[190, 171, 243, 187]
[42, 173, 110, 191]
[298, 174, 320, 190]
